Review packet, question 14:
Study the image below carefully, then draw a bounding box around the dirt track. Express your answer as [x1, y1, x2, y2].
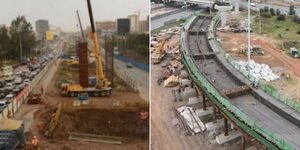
[15, 57, 149, 150]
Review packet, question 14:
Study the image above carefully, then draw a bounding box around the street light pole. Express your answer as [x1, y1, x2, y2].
[247, 0, 251, 71]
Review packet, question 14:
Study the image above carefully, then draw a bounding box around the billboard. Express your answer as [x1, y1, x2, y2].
[46, 31, 54, 40]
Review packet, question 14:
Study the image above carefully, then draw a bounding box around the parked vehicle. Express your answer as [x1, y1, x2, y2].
[0, 101, 7, 111]
[4, 94, 14, 104]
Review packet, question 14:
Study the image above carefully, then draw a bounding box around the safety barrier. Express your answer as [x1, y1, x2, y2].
[180, 13, 295, 150]
[210, 16, 300, 112]
[114, 54, 149, 72]
[114, 66, 138, 92]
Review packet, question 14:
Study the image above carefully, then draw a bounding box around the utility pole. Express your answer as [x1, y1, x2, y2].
[247, 0, 251, 71]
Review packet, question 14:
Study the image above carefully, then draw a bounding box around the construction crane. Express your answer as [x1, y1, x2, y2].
[151, 37, 169, 64]
[60, 0, 112, 97]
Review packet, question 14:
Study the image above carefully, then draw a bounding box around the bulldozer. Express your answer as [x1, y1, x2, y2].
[152, 37, 169, 64]
[60, 0, 112, 97]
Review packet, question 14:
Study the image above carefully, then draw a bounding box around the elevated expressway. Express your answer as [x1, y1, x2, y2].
[180, 13, 300, 150]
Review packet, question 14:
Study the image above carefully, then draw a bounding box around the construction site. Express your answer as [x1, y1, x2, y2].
[151, 1, 300, 150]
[0, 0, 149, 150]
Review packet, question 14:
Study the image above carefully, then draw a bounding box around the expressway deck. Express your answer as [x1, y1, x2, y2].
[184, 16, 300, 149]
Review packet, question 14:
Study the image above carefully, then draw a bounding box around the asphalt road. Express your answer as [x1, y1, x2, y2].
[151, 9, 195, 30]
[114, 58, 149, 102]
[100, 48, 149, 102]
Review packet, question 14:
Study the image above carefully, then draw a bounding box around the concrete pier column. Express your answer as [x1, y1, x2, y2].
[202, 93, 206, 111]
[213, 106, 217, 123]
[224, 117, 228, 136]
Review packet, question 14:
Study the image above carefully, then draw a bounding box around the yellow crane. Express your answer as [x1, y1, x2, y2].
[151, 37, 168, 64]
[60, 0, 112, 97]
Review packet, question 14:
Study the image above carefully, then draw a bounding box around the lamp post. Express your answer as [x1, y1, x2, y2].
[247, 0, 251, 72]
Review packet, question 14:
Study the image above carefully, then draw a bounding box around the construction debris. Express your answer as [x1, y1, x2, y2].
[235, 60, 280, 81]
[164, 75, 181, 87]
[176, 106, 206, 134]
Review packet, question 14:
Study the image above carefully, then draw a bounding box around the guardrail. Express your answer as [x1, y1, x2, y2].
[113, 54, 149, 72]
[180, 12, 295, 150]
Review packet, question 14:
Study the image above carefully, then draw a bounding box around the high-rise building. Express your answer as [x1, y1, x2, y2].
[35, 20, 49, 40]
[116, 18, 130, 35]
[128, 12, 140, 33]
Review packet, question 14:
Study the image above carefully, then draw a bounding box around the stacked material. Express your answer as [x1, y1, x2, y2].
[177, 106, 206, 134]
[235, 60, 279, 81]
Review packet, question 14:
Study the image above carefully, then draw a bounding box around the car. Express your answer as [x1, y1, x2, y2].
[251, 3, 256, 7]
[14, 77, 22, 84]
[126, 63, 133, 68]
[5, 82, 14, 91]
[24, 79, 30, 85]
[4, 94, 14, 104]
[0, 101, 7, 111]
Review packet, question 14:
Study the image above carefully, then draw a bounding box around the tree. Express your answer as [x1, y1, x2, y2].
[270, 8, 275, 16]
[276, 9, 281, 16]
[289, 4, 296, 15]
[9, 16, 36, 60]
[277, 14, 286, 21]
[263, 6, 269, 13]
[0, 27, 11, 60]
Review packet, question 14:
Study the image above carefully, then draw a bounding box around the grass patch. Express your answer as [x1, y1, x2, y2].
[252, 15, 300, 51]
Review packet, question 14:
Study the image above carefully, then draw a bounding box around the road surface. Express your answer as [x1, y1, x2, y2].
[114, 58, 149, 102]
[151, 8, 195, 30]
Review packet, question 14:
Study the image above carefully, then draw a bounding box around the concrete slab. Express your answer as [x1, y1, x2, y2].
[188, 96, 202, 105]
[180, 79, 192, 87]
[181, 87, 197, 101]
[195, 107, 213, 118]
[205, 119, 224, 132]
[215, 130, 241, 144]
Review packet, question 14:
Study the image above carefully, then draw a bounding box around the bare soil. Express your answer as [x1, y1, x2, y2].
[218, 31, 300, 103]
[16, 58, 149, 150]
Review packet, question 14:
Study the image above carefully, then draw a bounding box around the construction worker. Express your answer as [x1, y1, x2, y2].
[31, 136, 38, 150]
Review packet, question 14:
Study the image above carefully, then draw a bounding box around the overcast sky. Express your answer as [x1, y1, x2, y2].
[0, 0, 149, 32]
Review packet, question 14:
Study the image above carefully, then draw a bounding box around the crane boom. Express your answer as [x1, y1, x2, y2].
[87, 0, 108, 88]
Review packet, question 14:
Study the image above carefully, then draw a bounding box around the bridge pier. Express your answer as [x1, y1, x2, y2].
[241, 136, 246, 150]
[213, 106, 217, 123]
[202, 93, 207, 111]
[224, 117, 228, 136]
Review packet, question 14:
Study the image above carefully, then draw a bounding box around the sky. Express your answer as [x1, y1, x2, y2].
[0, 0, 149, 32]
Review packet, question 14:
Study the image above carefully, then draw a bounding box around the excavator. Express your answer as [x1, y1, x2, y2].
[60, 0, 112, 97]
[151, 37, 169, 64]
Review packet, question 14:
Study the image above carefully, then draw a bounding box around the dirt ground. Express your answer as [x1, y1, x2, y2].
[15, 58, 149, 150]
[151, 33, 241, 150]
[218, 31, 300, 103]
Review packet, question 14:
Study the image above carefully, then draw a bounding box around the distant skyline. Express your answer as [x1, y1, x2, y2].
[0, 0, 149, 32]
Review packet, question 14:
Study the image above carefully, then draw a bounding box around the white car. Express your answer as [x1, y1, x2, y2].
[251, 3, 256, 7]
[14, 77, 22, 84]
[4, 94, 14, 104]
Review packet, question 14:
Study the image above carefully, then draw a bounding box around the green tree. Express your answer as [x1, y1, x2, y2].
[9, 16, 36, 61]
[0, 27, 11, 60]
[277, 14, 286, 21]
[289, 4, 296, 15]
[276, 9, 281, 16]
[270, 8, 275, 16]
